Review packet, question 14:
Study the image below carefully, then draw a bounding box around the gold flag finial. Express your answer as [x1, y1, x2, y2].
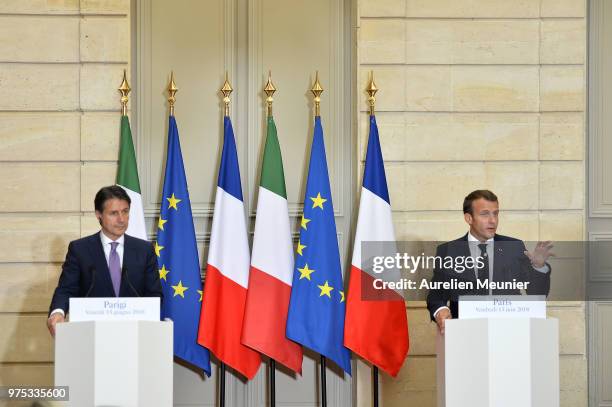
[311, 71, 323, 117]
[167, 71, 178, 116]
[221, 71, 233, 117]
[118, 69, 131, 116]
[366, 70, 378, 116]
[264, 70, 276, 117]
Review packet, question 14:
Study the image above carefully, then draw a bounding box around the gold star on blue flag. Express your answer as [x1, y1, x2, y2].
[157, 115, 211, 375]
[286, 115, 351, 375]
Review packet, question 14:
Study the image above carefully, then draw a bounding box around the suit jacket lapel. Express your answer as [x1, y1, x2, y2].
[457, 234, 474, 281]
[460, 233, 471, 256]
[87, 232, 115, 295]
[493, 234, 505, 282]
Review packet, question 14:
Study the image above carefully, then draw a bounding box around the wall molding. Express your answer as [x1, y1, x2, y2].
[589, 0, 612, 218]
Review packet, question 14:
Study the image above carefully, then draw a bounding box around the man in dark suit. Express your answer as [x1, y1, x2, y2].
[426, 190, 553, 334]
[47, 185, 163, 337]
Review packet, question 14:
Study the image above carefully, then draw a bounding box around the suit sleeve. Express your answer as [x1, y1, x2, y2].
[143, 241, 163, 301]
[426, 244, 449, 321]
[48, 242, 81, 316]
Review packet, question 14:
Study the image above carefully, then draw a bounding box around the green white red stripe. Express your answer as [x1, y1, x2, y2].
[242, 116, 303, 373]
[117, 115, 147, 240]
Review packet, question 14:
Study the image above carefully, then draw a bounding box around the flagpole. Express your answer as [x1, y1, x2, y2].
[220, 362, 226, 407]
[366, 70, 381, 407]
[310, 71, 329, 407]
[373, 366, 379, 407]
[263, 71, 279, 407]
[218, 72, 234, 407]
[321, 356, 328, 407]
[367, 69, 378, 117]
[167, 71, 177, 117]
[270, 359, 276, 407]
[118, 69, 130, 116]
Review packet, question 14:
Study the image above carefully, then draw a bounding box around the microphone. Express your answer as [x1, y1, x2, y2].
[122, 266, 140, 297]
[85, 266, 96, 297]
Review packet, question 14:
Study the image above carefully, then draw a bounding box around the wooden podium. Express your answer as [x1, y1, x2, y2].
[55, 320, 173, 407]
[437, 318, 559, 407]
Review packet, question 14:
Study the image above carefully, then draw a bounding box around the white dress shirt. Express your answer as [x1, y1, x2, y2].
[50, 231, 125, 317]
[100, 231, 125, 270]
[467, 232, 494, 282]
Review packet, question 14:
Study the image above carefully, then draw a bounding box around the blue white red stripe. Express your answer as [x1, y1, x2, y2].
[198, 116, 261, 379]
[344, 114, 409, 377]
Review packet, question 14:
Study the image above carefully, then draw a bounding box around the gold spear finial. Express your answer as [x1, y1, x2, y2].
[311, 71, 323, 117]
[366, 70, 378, 116]
[221, 71, 233, 117]
[118, 69, 131, 116]
[167, 71, 178, 116]
[264, 70, 276, 117]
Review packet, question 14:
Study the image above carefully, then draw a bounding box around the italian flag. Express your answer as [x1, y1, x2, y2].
[242, 116, 303, 373]
[116, 115, 147, 240]
[198, 116, 261, 379]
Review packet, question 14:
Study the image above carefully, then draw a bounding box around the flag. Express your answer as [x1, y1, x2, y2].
[344, 114, 409, 377]
[117, 115, 147, 240]
[198, 116, 261, 379]
[157, 115, 211, 375]
[242, 116, 303, 373]
[286, 116, 351, 375]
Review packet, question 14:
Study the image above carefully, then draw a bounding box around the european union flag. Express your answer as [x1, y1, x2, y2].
[157, 115, 211, 375]
[286, 116, 352, 375]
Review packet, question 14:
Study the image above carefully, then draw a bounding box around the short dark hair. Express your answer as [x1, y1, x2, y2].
[463, 190, 498, 215]
[94, 185, 131, 213]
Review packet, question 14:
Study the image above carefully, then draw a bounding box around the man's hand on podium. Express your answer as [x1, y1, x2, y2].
[435, 308, 452, 335]
[47, 313, 65, 338]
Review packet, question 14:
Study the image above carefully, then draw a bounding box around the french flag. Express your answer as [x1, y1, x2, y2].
[198, 116, 261, 379]
[344, 114, 409, 377]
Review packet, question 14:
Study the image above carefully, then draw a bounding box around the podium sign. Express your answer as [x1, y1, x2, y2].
[69, 297, 160, 322]
[459, 295, 546, 319]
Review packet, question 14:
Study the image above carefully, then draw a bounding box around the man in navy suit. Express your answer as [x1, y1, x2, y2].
[426, 190, 553, 334]
[47, 185, 162, 337]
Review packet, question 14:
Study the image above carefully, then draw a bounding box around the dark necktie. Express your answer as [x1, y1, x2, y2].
[109, 241, 121, 296]
[477, 243, 489, 295]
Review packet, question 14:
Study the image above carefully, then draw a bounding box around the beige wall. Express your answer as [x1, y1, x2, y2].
[0, 0, 129, 388]
[356, 0, 587, 406]
[0, 0, 588, 405]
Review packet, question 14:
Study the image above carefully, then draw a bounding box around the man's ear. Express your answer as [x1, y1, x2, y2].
[95, 211, 102, 225]
[464, 212, 473, 226]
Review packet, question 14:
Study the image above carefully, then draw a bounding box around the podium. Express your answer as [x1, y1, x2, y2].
[55, 320, 173, 407]
[437, 318, 559, 407]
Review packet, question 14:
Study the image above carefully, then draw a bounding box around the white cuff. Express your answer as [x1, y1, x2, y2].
[50, 308, 65, 317]
[533, 264, 550, 274]
[433, 306, 450, 319]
